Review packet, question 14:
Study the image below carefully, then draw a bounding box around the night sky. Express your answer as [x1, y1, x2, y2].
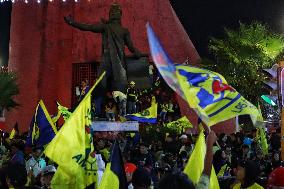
[1, 0, 284, 66]
[171, 0, 284, 57]
[0, 1, 12, 67]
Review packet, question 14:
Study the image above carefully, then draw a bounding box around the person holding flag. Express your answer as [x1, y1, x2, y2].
[146, 23, 260, 128]
[158, 131, 218, 189]
[44, 72, 105, 189]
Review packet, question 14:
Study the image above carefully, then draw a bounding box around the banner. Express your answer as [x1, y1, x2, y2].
[92, 121, 139, 132]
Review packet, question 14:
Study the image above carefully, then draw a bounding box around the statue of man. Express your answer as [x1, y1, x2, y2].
[64, 3, 141, 93]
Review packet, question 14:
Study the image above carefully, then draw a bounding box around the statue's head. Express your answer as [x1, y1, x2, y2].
[109, 3, 122, 21]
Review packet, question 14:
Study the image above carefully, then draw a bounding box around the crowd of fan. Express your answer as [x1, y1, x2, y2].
[78, 77, 180, 123]
[1, 80, 284, 189]
[0, 121, 283, 188]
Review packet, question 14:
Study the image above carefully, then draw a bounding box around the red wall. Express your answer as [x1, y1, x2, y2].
[7, 0, 200, 132]
[7, 0, 234, 133]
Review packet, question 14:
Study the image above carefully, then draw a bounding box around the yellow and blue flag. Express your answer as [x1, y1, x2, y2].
[44, 72, 105, 189]
[26, 100, 57, 147]
[98, 140, 128, 189]
[9, 122, 19, 139]
[175, 65, 261, 126]
[146, 23, 260, 126]
[126, 96, 157, 123]
[183, 132, 220, 189]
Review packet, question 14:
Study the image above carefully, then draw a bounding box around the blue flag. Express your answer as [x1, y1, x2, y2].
[26, 100, 57, 147]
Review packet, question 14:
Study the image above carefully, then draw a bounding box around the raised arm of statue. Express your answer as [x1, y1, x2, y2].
[64, 15, 105, 33]
[124, 29, 142, 58]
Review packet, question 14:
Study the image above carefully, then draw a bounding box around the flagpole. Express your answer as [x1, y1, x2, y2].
[199, 119, 221, 149]
[235, 116, 240, 133]
[205, 125, 221, 149]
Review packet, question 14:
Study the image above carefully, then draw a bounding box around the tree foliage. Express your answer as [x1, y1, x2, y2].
[0, 69, 19, 110]
[203, 22, 284, 103]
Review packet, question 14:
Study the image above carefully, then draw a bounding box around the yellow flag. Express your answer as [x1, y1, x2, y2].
[210, 167, 220, 189]
[98, 164, 120, 189]
[166, 116, 193, 133]
[9, 129, 16, 139]
[126, 96, 157, 123]
[257, 104, 263, 122]
[255, 104, 268, 155]
[259, 127, 268, 155]
[98, 141, 127, 189]
[45, 72, 105, 189]
[118, 115, 127, 122]
[183, 132, 220, 189]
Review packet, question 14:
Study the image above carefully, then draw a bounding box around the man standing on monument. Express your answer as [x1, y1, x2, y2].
[64, 3, 142, 93]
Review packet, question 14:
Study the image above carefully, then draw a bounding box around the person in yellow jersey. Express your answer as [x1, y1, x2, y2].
[233, 160, 264, 189]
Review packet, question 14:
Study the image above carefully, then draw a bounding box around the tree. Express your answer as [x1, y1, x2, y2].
[0, 68, 19, 112]
[203, 22, 284, 103]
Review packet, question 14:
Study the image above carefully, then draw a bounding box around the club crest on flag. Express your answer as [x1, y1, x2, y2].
[177, 68, 240, 111]
[176, 65, 258, 125]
